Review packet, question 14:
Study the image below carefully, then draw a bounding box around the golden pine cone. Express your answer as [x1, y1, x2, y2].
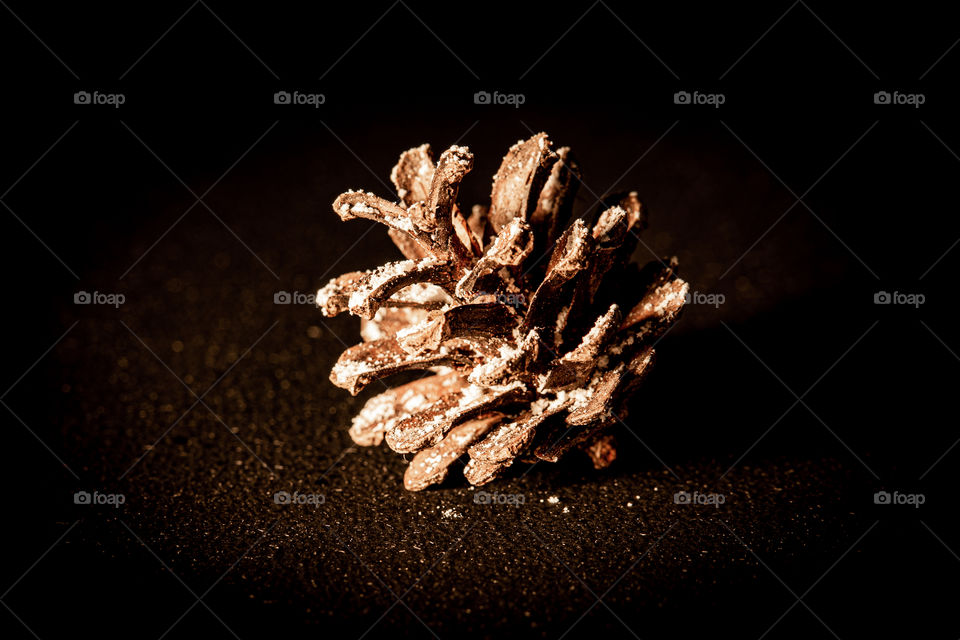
[316, 132, 688, 490]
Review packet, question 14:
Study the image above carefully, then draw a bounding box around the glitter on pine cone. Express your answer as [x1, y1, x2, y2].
[316, 132, 688, 490]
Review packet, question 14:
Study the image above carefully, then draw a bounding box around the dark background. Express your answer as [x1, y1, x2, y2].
[1, 1, 958, 638]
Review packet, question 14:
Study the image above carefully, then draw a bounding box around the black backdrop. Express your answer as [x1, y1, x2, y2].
[1, 1, 958, 638]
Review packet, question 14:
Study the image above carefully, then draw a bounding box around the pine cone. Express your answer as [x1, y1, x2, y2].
[316, 133, 688, 490]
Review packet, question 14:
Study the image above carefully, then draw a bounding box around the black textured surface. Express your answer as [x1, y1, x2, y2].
[3, 2, 960, 638]
[1, 118, 951, 638]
